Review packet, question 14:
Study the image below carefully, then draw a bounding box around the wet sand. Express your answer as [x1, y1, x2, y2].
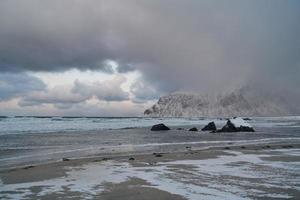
[1, 126, 299, 170]
[1, 142, 300, 200]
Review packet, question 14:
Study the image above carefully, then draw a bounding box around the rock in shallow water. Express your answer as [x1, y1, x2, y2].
[218, 117, 255, 132]
[189, 127, 198, 131]
[151, 123, 170, 131]
[201, 122, 217, 131]
[218, 120, 238, 132]
[239, 126, 255, 132]
[243, 117, 252, 121]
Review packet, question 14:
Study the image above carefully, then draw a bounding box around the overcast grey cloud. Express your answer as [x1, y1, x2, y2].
[19, 85, 89, 108]
[130, 78, 161, 103]
[0, 73, 46, 100]
[72, 76, 130, 102]
[19, 75, 129, 109]
[0, 0, 299, 97]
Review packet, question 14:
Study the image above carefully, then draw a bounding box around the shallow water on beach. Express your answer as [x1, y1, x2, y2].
[1, 148, 299, 200]
[0, 116, 300, 169]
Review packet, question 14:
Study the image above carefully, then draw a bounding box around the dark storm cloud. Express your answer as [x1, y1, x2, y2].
[0, 0, 299, 94]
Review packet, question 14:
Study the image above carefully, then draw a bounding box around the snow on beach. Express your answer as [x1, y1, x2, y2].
[1, 148, 299, 200]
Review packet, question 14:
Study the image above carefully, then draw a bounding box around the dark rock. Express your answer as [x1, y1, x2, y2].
[151, 123, 170, 131]
[224, 147, 231, 150]
[23, 165, 35, 170]
[153, 153, 163, 157]
[186, 146, 192, 151]
[282, 145, 293, 149]
[243, 117, 252, 121]
[218, 120, 238, 132]
[62, 158, 70, 161]
[217, 118, 255, 132]
[239, 126, 255, 132]
[176, 128, 184, 130]
[129, 157, 135, 161]
[241, 146, 246, 149]
[189, 127, 198, 131]
[201, 122, 217, 131]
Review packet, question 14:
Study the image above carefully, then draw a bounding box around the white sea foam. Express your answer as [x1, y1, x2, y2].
[1, 116, 300, 135]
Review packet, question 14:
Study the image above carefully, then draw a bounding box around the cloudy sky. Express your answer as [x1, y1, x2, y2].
[0, 0, 299, 116]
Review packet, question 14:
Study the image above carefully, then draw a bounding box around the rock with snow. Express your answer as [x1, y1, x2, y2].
[218, 117, 255, 132]
[230, 117, 252, 128]
[151, 123, 170, 131]
[201, 122, 217, 131]
[218, 120, 238, 132]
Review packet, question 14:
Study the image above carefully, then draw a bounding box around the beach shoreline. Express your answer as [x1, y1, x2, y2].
[1, 141, 300, 199]
[1, 117, 300, 199]
[1, 124, 299, 170]
[1, 134, 299, 172]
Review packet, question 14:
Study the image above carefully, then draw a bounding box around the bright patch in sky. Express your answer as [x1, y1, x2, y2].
[0, 61, 155, 116]
[30, 61, 140, 93]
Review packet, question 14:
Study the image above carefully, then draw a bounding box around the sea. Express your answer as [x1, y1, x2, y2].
[0, 116, 300, 170]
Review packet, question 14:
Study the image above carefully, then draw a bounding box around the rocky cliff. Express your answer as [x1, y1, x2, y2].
[144, 87, 299, 117]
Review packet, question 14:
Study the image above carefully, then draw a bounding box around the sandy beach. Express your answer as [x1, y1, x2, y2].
[1, 142, 300, 200]
[1, 117, 300, 199]
[1, 0, 300, 199]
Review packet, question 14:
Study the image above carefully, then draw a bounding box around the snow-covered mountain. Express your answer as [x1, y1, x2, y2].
[144, 87, 300, 117]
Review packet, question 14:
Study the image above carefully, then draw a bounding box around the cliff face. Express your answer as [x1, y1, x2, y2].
[144, 88, 299, 117]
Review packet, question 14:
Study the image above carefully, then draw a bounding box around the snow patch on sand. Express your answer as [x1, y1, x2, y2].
[1, 149, 299, 200]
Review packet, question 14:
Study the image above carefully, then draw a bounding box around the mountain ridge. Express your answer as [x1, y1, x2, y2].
[144, 88, 299, 117]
